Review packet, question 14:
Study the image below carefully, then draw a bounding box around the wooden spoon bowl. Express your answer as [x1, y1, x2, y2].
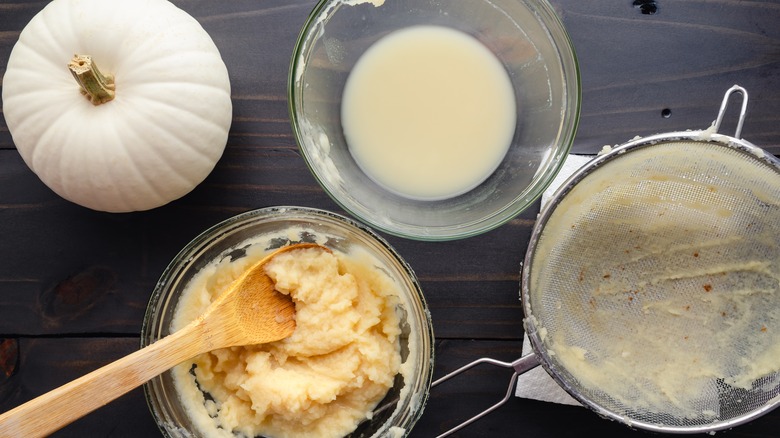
[0, 243, 326, 438]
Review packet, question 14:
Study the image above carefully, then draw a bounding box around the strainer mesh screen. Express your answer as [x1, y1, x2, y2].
[528, 140, 780, 429]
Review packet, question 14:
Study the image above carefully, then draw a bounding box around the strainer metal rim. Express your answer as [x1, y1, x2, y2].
[430, 85, 780, 437]
[520, 100, 780, 433]
[534, 129, 780, 230]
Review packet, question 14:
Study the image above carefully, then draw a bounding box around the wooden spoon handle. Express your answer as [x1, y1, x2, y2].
[0, 324, 203, 438]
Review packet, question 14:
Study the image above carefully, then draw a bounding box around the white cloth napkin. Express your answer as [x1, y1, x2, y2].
[514, 154, 593, 406]
[539, 154, 593, 208]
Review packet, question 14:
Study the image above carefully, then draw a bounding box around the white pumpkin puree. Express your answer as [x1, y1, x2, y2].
[170, 243, 405, 438]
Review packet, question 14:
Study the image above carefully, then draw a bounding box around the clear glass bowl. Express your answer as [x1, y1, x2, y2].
[289, 0, 580, 241]
[141, 206, 434, 437]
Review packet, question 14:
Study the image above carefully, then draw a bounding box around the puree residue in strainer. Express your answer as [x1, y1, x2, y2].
[528, 141, 780, 424]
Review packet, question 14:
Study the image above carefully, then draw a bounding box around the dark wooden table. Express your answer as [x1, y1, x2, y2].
[2, 0, 780, 437]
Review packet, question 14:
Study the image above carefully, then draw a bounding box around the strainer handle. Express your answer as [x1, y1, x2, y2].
[431, 354, 541, 438]
[713, 84, 748, 138]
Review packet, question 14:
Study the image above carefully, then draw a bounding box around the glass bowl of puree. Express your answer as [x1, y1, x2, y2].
[289, 0, 580, 241]
[141, 206, 434, 438]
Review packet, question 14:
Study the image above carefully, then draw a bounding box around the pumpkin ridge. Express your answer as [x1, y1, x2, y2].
[124, 90, 231, 158]
[48, 114, 91, 205]
[22, 103, 76, 174]
[102, 114, 172, 211]
[118, 48, 230, 90]
[126, 78, 231, 97]
[11, 35, 66, 78]
[115, 35, 215, 79]
[110, 6, 225, 77]
[33, 7, 75, 73]
[117, 99, 221, 187]
[89, 120, 138, 211]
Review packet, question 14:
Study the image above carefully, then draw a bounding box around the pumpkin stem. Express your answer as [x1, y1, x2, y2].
[68, 54, 116, 105]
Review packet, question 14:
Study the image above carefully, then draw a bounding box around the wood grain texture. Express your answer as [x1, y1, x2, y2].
[1, 0, 780, 436]
[0, 338, 161, 438]
[554, 0, 780, 154]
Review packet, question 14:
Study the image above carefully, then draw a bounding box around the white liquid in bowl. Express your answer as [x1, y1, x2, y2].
[341, 25, 517, 201]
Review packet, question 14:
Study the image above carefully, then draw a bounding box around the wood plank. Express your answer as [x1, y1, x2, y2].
[5, 337, 774, 437]
[415, 339, 780, 437]
[0, 338, 160, 437]
[553, 0, 780, 154]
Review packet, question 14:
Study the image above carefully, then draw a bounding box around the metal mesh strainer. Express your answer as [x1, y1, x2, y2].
[433, 86, 780, 437]
[523, 85, 780, 433]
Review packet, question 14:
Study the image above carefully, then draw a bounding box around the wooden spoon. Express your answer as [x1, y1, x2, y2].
[0, 243, 324, 438]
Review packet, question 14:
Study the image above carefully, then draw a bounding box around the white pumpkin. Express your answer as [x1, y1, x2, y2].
[2, 0, 232, 212]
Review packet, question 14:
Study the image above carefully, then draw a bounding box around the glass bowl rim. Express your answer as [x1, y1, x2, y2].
[140, 205, 436, 437]
[287, 0, 582, 241]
